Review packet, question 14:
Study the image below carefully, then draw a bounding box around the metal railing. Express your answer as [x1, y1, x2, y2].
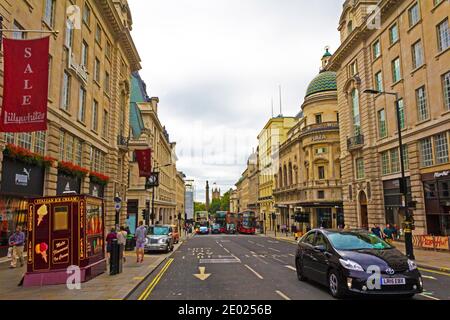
[347, 134, 364, 150]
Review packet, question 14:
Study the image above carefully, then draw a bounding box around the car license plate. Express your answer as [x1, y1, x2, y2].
[381, 278, 406, 285]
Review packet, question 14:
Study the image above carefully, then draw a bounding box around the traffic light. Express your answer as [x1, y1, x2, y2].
[141, 209, 148, 221]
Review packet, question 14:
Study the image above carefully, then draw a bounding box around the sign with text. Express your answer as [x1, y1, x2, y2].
[135, 148, 152, 177]
[0, 37, 50, 132]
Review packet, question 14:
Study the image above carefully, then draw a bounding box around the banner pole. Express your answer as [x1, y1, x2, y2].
[0, 29, 59, 36]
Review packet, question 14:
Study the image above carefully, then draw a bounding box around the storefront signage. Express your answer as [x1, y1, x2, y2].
[56, 172, 81, 195]
[311, 135, 326, 142]
[0, 157, 44, 196]
[434, 171, 449, 179]
[0, 37, 50, 133]
[89, 182, 104, 199]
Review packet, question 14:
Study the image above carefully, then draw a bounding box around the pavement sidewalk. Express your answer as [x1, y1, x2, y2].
[0, 239, 189, 300]
[261, 230, 450, 274]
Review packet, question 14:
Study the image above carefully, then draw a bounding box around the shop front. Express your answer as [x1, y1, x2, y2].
[297, 202, 343, 230]
[0, 157, 45, 257]
[422, 171, 450, 236]
[383, 178, 412, 228]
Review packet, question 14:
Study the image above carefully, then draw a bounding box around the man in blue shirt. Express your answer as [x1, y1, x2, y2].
[371, 225, 382, 238]
[9, 226, 25, 269]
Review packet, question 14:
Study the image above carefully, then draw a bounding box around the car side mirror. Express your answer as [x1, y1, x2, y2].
[314, 245, 326, 253]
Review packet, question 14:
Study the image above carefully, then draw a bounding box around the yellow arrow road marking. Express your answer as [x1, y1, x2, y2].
[194, 266, 211, 281]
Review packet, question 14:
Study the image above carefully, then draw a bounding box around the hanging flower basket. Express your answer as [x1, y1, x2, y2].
[89, 172, 110, 186]
[58, 161, 89, 178]
[3, 144, 56, 168]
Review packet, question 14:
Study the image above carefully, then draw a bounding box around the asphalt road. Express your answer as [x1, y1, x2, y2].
[127, 234, 450, 301]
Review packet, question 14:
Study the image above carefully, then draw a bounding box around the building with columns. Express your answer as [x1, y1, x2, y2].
[274, 50, 343, 233]
[328, 0, 450, 235]
[0, 0, 140, 256]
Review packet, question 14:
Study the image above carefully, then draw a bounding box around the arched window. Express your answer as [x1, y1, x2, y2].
[351, 88, 361, 136]
[283, 165, 288, 187]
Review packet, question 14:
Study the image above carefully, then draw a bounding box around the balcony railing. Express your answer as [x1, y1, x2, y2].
[347, 134, 364, 151]
[300, 122, 339, 137]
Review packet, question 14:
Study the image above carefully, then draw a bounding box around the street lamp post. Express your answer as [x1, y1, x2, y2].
[364, 89, 415, 260]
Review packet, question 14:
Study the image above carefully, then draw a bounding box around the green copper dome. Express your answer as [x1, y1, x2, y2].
[305, 71, 337, 98]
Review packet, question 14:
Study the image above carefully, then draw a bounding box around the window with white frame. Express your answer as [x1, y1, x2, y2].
[44, 0, 55, 28]
[90, 147, 106, 173]
[78, 87, 86, 122]
[62, 71, 71, 111]
[392, 57, 401, 83]
[375, 71, 383, 92]
[442, 71, 450, 111]
[437, 18, 449, 52]
[390, 149, 400, 173]
[92, 100, 99, 132]
[416, 86, 429, 121]
[398, 98, 406, 130]
[412, 40, 424, 69]
[351, 89, 361, 136]
[408, 2, 420, 27]
[59, 131, 83, 166]
[356, 158, 365, 180]
[420, 137, 434, 167]
[434, 133, 449, 164]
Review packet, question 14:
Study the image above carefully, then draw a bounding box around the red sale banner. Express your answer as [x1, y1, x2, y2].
[0, 37, 50, 132]
[135, 149, 152, 178]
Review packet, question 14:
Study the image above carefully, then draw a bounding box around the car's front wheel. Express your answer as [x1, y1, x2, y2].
[296, 258, 307, 282]
[328, 270, 346, 299]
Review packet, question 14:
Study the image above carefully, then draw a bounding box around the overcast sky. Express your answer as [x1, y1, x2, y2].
[129, 0, 343, 202]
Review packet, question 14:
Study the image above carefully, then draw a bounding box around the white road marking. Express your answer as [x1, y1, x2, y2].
[272, 256, 285, 263]
[419, 294, 440, 300]
[256, 244, 265, 248]
[248, 240, 255, 244]
[269, 247, 281, 253]
[199, 259, 240, 264]
[276, 290, 291, 300]
[223, 248, 231, 254]
[250, 251, 256, 255]
[421, 275, 437, 280]
[288, 254, 295, 257]
[245, 255, 250, 258]
[245, 265, 264, 280]
[285, 265, 296, 271]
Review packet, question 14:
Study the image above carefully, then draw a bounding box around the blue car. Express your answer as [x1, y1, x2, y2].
[197, 226, 210, 235]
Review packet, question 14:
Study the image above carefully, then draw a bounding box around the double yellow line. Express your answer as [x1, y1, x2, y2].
[138, 258, 174, 300]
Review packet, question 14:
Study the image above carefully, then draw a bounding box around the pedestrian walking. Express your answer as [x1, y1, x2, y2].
[106, 228, 117, 261]
[8, 226, 25, 269]
[135, 221, 147, 263]
[117, 226, 128, 263]
[383, 224, 394, 244]
[393, 224, 399, 240]
[371, 224, 382, 238]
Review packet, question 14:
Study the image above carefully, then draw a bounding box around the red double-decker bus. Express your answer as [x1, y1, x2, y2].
[237, 211, 256, 235]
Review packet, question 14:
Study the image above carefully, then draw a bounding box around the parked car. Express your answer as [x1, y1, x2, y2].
[170, 224, 180, 244]
[295, 229, 423, 299]
[211, 224, 221, 234]
[144, 225, 174, 253]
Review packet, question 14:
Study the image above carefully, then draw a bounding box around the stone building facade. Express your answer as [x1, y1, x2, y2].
[0, 0, 141, 255]
[127, 73, 179, 231]
[274, 52, 343, 232]
[257, 116, 296, 231]
[329, 0, 450, 235]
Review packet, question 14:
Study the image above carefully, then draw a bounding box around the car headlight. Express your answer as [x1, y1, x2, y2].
[159, 238, 167, 244]
[339, 258, 364, 272]
[408, 259, 418, 271]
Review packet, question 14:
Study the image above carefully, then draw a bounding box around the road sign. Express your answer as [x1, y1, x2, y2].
[115, 202, 121, 211]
